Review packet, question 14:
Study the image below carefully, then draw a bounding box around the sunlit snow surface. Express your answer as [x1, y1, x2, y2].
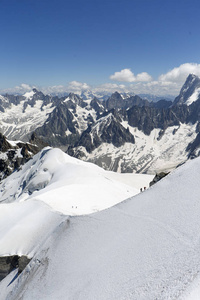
[0, 147, 147, 215]
[186, 87, 200, 105]
[0, 148, 152, 257]
[1, 155, 200, 299]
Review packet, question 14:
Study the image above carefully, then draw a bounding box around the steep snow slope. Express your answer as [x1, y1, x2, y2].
[186, 87, 200, 105]
[0, 147, 148, 215]
[2, 155, 200, 299]
[0, 201, 64, 257]
[0, 147, 152, 282]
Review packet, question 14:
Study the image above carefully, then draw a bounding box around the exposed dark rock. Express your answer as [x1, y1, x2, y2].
[90, 97, 105, 114]
[73, 115, 135, 153]
[152, 99, 172, 109]
[104, 92, 149, 110]
[29, 132, 49, 150]
[0, 133, 41, 181]
[35, 103, 79, 147]
[186, 132, 200, 159]
[126, 105, 190, 135]
[18, 256, 31, 273]
[0, 255, 31, 281]
[149, 172, 169, 186]
[0, 133, 13, 152]
[65, 93, 87, 109]
[157, 129, 165, 141]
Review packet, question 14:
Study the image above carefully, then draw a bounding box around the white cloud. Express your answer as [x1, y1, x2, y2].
[40, 85, 65, 95]
[67, 81, 90, 91]
[0, 83, 34, 95]
[107, 63, 200, 96]
[135, 72, 152, 82]
[110, 69, 136, 82]
[15, 83, 32, 91]
[110, 68, 152, 83]
[94, 83, 126, 93]
[159, 63, 200, 83]
[1, 63, 200, 98]
[129, 81, 178, 96]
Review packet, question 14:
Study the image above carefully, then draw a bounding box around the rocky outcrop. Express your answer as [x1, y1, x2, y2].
[126, 105, 190, 135]
[104, 92, 149, 110]
[151, 99, 172, 109]
[0, 133, 41, 181]
[72, 114, 135, 154]
[149, 172, 169, 186]
[0, 133, 13, 152]
[90, 97, 105, 114]
[35, 103, 79, 147]
[0, 255, 31, 281]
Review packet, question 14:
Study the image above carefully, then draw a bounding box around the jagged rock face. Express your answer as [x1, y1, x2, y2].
[186, 132, 200, 158]
[173, 74, 200, 106]
[36, 103, 77, 136]
[35, 103, 80, 147]
[74, 114, 135, 153]
[126, 105, 190, 135]
[90, 98, 105, 114]
[67, 93, 87, 108]
[104, 92, 149, 110]
[149, 172, 169, 186]
[0, 133, 13, 152]
[104, 92, 124, 110]
[0, 133, 40, 181]
[29, 132, 49, 150]
[152, 99, 172, 109]
[0, 255, 31, 281]
[0, 89, 55, 112]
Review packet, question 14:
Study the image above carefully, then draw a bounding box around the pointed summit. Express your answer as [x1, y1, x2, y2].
[32, 88, 39, 93]
[173, 74, 200, 106]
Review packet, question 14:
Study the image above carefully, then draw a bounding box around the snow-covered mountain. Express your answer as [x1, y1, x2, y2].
[0, 147, 149, 215]
[173, 73, 200, 106]
[1, 149, 200, 299]
[1, 75, 200, 174]
[0, 89, 57, 141]
[0, 147, 152, 286]
[68, 75, 200, 173]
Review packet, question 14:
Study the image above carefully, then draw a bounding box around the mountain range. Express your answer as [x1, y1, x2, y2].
[2, 75, 200, 299]
[0, 74, 200, 174]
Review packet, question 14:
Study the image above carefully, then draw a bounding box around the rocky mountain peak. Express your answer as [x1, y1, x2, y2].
[0, 133, 13, 152]
[32, 88, 39, 93]
[173, 73, 200, 106]
[67, 93, 87, 108]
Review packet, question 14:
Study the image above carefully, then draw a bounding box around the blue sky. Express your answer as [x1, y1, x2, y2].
[1, 0, 200, 95]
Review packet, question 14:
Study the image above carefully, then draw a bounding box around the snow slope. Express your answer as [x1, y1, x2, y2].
[2, 153, 200, 298]
[0, 147, 147, 215]
[0, 201, 64, 257]
[186, 87, 200, 105]
[0, 147, 152, 259]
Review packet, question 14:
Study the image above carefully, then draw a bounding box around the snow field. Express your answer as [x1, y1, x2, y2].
[8, 155, 200, 299]
[0, 147, 152, 259]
